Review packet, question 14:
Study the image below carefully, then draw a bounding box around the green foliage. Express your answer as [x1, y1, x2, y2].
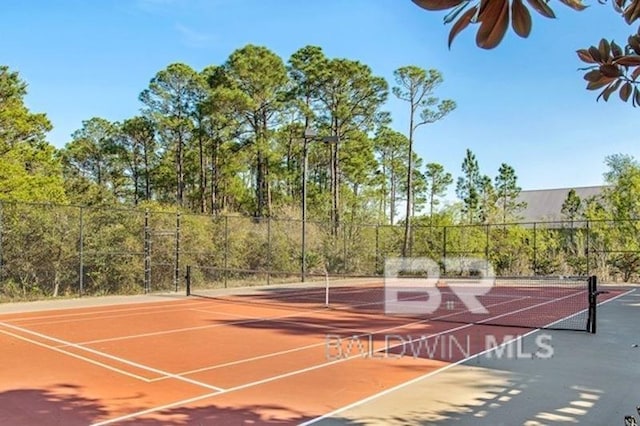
[456, 149, 481, 223]
[495, 163, 525, 223]
[0, 66, 65, 203]
[561, 188, 582, 221]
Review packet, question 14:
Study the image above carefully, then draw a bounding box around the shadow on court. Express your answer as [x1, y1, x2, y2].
[313, 287, 640, 425]
[0, 383, 365, 425]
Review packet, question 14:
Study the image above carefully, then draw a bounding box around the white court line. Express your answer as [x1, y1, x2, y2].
[0, 329, 153, 382]
[299, 287, 637, 425]
[0, 299, 209, 325]
[66, 308, 340, 346]
[89, 298, 536, 426]
[116, 296, 532, 380]
[0, 321, 224, 392]
[91, 296, 539, 425]
[154, 295, 533, 379]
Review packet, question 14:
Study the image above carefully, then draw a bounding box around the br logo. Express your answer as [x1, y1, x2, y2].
[384, 257, 495, 315]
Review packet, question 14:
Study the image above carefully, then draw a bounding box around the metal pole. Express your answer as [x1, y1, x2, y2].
[442, 225, 447, 255]
[533, 222, 537, 275]
[485, 224, 490, 261]
[485, 224, 490, 276]
[267, 216, 271, 286]
[79, 207, 84, 297]
[375, 224, 380, 275]
[175, 212, 180, 292]
[301, 137, 308, 283]
[144, 209, 150, 293]
[224, 215, 228, 288]
[0, 201, 4, 283]
[343, 223, 347, 276]
[586, 220, 591, 276]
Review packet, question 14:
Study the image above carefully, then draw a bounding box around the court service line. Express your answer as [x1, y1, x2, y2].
[141, 295, 532, 380]
[299, 287, 637, 425]
[154, 295, 530, 380]
[89, 299, 535, 426]
[8, 300, 215, 326]
[65, 310, 335, 346]
[0, 321, 225, 392]
[0, 329, 153, 382]
[68, 301, 367, 347]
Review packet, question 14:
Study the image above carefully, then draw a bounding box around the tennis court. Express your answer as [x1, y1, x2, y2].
[0, 275, 631, 425]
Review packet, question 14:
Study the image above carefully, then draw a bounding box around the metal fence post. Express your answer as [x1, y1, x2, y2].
[485, 224, 490, 262]
[174, 212, 181, 292]
[343, 224, 348, 275]
[443, 226, 447, 275]
[224, 215, 228, 288]
[375, 224, 380, 275]
[0, 201, 4, 282]
[586, 220, 591, 276]
[267, 217, 271, 286]
[144, 209, 151, 293]
[79, 206, 84, 297]
[532, 222, 537, 275]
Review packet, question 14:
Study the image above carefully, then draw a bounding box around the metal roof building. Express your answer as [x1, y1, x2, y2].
[516, 185, 607, 222]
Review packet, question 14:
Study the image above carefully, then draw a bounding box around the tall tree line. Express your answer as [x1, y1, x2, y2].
[52, 45, 456, 229]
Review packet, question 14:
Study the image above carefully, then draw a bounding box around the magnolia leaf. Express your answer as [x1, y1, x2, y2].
[577, 49, 596, 63]
[448, 6, 478, 47]
[630, 36, 640, 55]
[623, 0, 640, 23]
[586, 77, 613, 90]
[588, 46, 603, 62]
[615, 56, 640, 66]
[635, 86, 640, 106]
[584, 69, 603, 82]
[610, 41, 624, 58]
[558, 0, 589, 10]
[412, 0, 467, 11]
[620, 81, 633, 101]
[476, 0, 510, 49]
[599, 79, 622, 101]
[632, 66, 640, 80]
[612, 0, 624, 12]
[444, 1, 472, 24]
[526, 0, 556, 18]
[512, 0, 533, 37]
[600, 64, 622, 77]
[599, 39, 611, 59]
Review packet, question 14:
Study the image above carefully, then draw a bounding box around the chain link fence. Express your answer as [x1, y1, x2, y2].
[1, 200, 639, 302]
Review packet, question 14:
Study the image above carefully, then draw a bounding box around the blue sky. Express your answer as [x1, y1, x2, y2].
[2, 0, 637, 197]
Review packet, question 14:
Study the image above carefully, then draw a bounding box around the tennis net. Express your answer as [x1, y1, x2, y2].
[185, 266, 597, 333]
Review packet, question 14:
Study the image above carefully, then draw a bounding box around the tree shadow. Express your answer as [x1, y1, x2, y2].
[0, 384, 108, 426]
[0, 384, 366, 425]
[116, 403, 364, 425]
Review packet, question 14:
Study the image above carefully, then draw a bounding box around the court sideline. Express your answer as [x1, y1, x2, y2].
[310, 286, 640, 425]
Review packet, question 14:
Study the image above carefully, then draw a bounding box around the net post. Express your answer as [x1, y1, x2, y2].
[587, 275, 597, 333]
[185, 265, 191, 296]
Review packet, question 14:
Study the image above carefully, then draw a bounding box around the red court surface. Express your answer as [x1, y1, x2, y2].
[0, 287, 626, 426]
